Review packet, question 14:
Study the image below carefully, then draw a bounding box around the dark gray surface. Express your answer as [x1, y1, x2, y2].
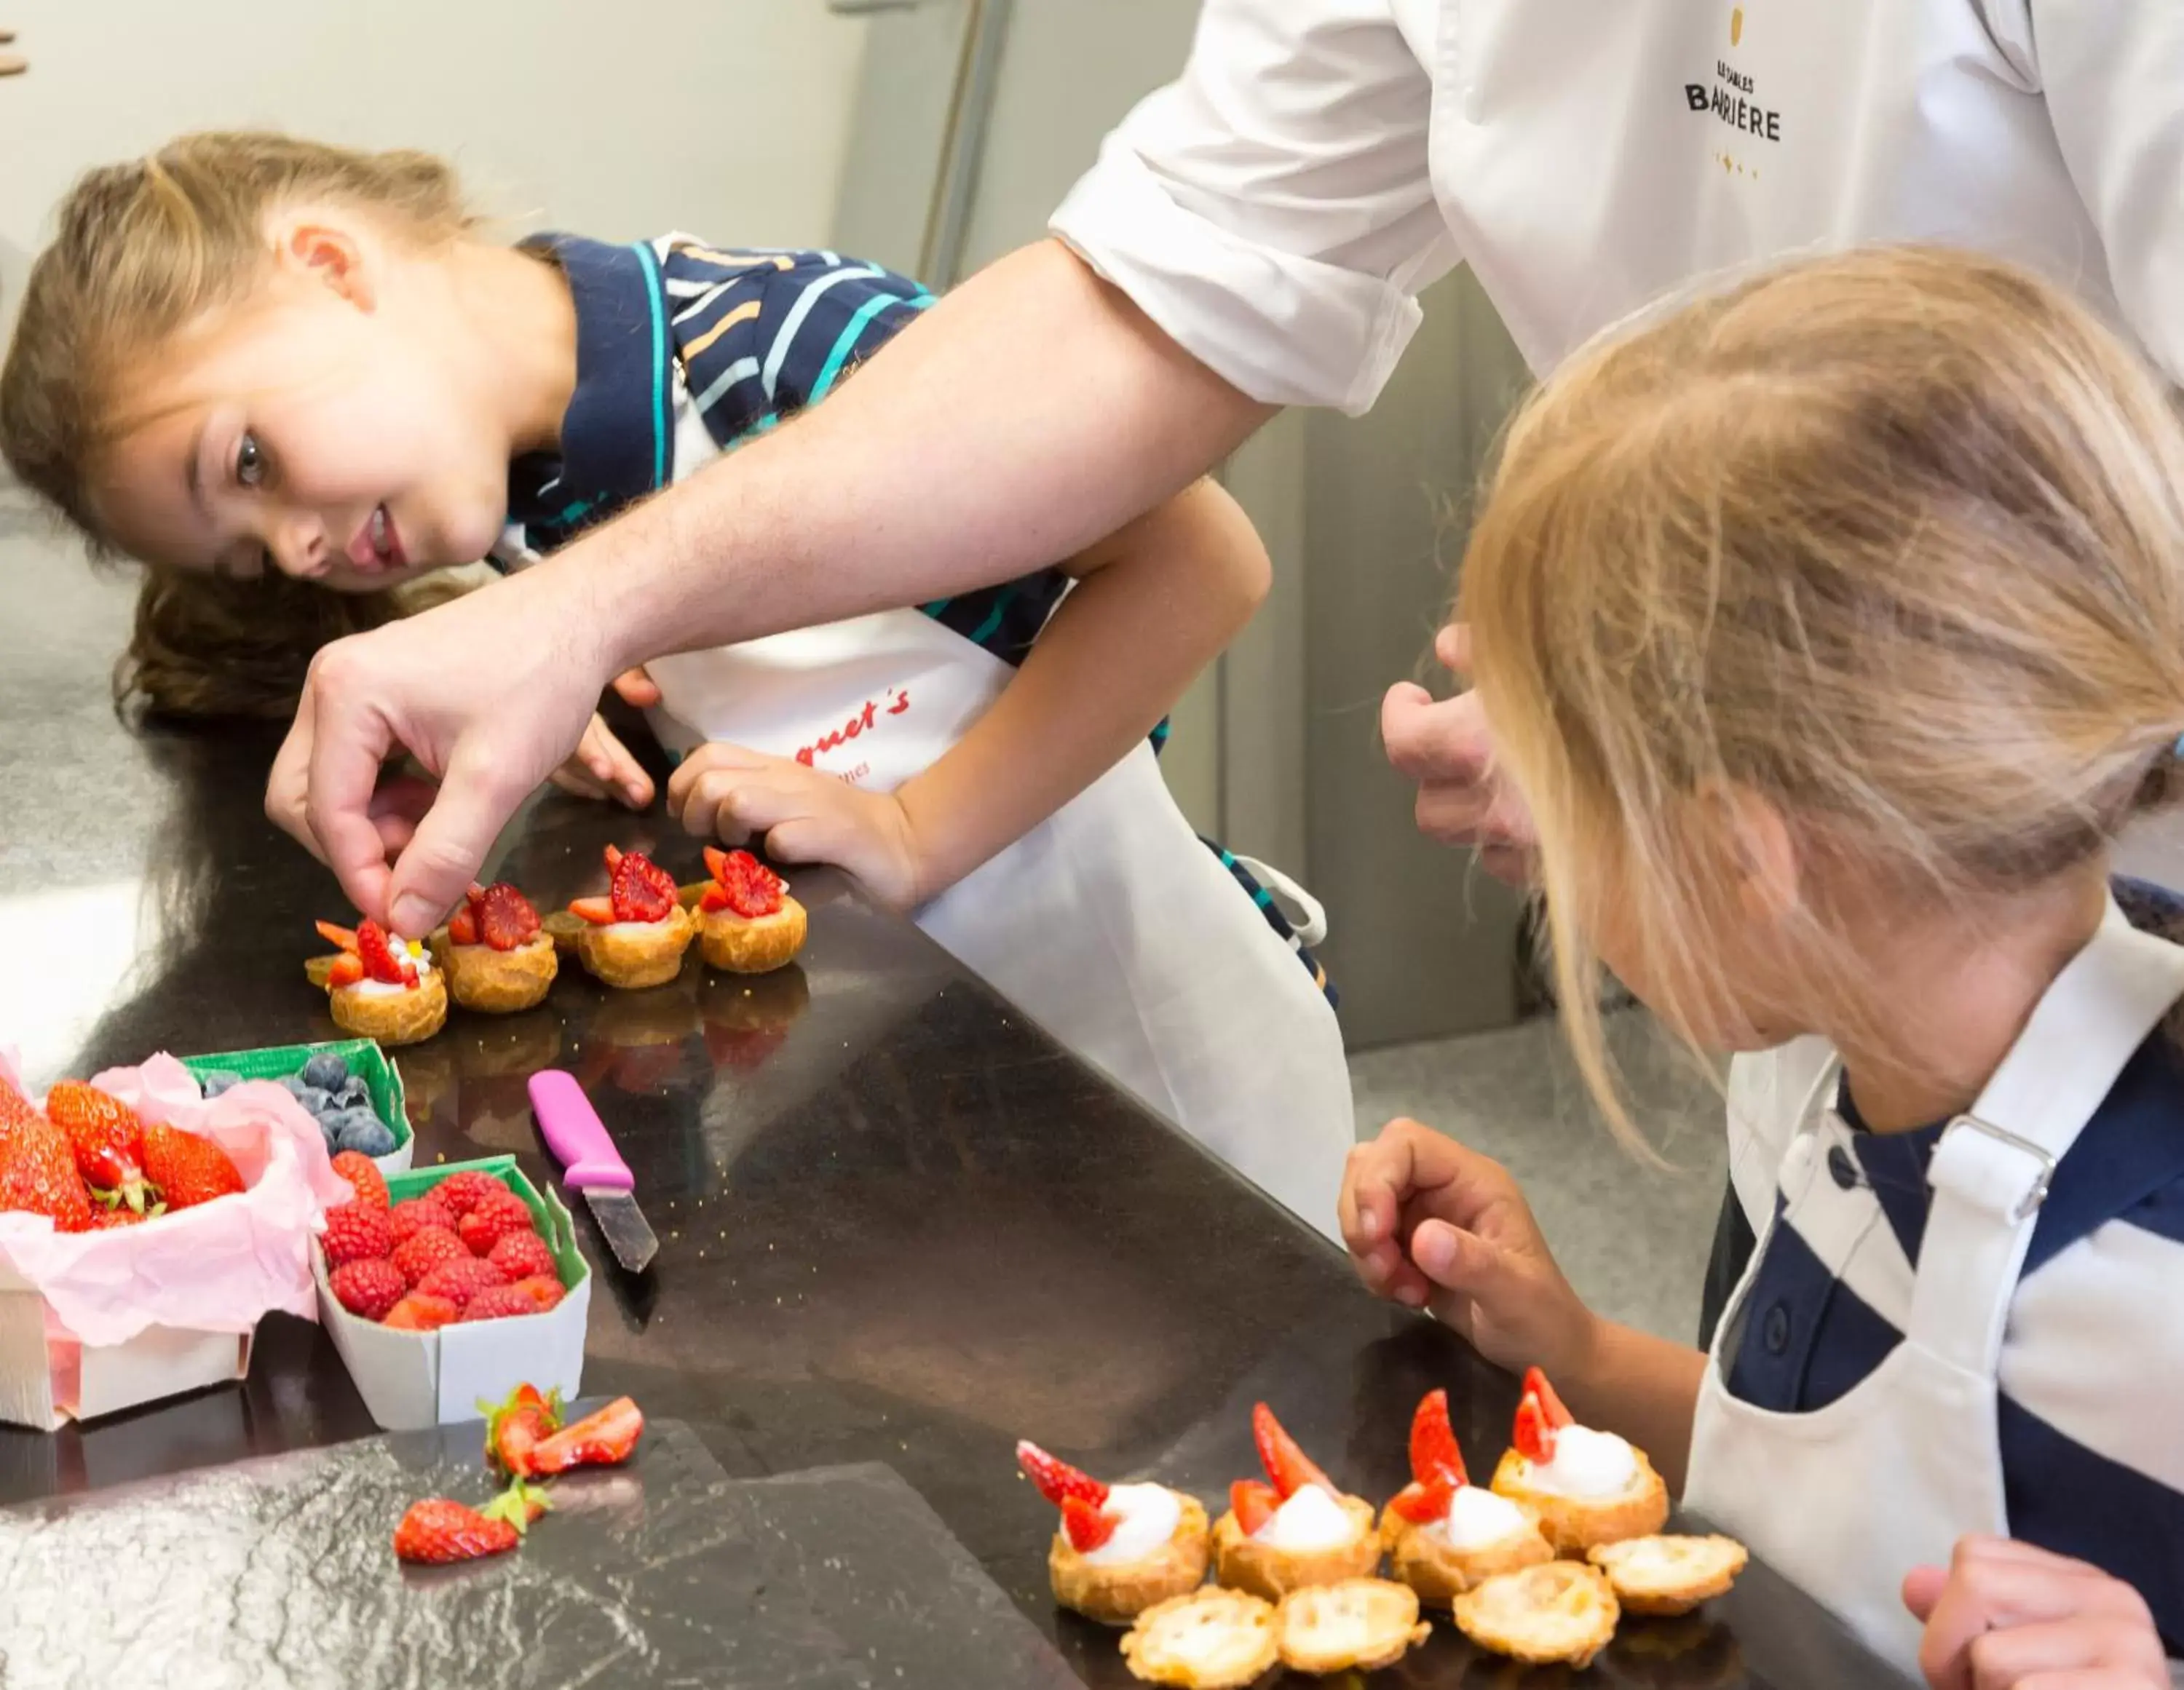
[0, 1416, 1076, 1690]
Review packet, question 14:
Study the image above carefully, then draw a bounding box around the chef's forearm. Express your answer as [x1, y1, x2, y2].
[524, 239, 1276, 682]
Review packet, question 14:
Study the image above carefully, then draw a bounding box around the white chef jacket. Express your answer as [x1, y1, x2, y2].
[1050, 0, 2184, 408]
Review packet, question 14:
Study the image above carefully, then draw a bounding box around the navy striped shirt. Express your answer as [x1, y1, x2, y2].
[1723, 881, 2184, 1649]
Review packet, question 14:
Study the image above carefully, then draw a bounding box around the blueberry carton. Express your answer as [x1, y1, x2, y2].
[181, 1037, 413, 1177]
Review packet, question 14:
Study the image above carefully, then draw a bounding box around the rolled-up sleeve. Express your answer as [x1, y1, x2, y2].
[1049, 0, 1457, 416]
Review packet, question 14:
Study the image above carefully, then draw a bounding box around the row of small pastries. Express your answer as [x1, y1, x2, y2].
[1021, 1373, 1745, 1686]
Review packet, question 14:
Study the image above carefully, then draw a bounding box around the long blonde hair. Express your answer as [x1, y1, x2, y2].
[1, 132, 478, 718]
[1460, 246, 2184, 1143]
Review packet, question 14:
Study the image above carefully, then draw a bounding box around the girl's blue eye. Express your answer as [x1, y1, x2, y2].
[236, 432, 266, 488]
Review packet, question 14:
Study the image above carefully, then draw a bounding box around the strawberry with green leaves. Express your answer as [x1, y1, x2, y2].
[392, 1479, 550, 1564]
[44, 1081, 160, 1214]
[480, 1382, 563, 1477]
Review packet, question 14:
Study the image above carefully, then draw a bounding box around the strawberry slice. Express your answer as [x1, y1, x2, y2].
[1514, 1395, 1556, 1464]
[698, 885, 731, 913]
[1061, 1494, 1118, 1552]
[315, 921, 359, 953]
[609, 849, 677, 924]
[1230, 1478, 1279, 1536]
[703, 845, 732, 883]
[1521, 1367, 1574, 1429]
[448, 904, 480, 946]
[569, 896, 617, 927]
[1016, 1440, 1109, 1510]
[477, 883, 540, 951]
[604, 844, 625, 872]
[328, 953, 365, 987]
[1252, 1402, 1333, 1500]
[356, 919, 416, 985]
[1388, 1479, 1455, 1525]
[1409, 1388, 1467, 1489]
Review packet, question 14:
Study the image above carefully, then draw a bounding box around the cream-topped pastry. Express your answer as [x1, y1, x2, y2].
[432, 881, 558, 1013]
[1212, 1403, 1379, 1601]
[1018, 1441, 1210, 1625]
[313, 918, 447, 1046]
[1489, 1368, 1669, 1553]
[1382, 1389, 1553, 1606]
[569, 846, 696, 989]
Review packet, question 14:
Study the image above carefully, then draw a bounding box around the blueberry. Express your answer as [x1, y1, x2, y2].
[277, 1074, 312, 1098]
[300, 1052, 349, 1092]
[198, 1070, 245, 1099]
[288, 1085, 334, 1118]
[335, 1076, 371, 1110]
[334, 1115, 398, 1158]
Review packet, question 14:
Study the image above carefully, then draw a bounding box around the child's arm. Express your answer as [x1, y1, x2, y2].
[1341, 1117, 1709, 1491]
[664, 477, 1270, 909]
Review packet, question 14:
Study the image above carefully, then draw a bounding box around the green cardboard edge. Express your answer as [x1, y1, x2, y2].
[179, 1037, 411, 1156]
[387, 1154, 589, 1296]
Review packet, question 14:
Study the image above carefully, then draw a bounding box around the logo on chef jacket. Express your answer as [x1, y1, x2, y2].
[1686, 4, 1781, 143]
[796, 688, 911, 774]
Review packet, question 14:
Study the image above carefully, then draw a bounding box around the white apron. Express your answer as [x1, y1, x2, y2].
[1685, 899, 2184, 1673]
[643, 600, 1355, 1241]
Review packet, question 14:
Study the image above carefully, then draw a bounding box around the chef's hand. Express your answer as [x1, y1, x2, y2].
[266, 573, 615, 936]
[1904, 1537, 2168, 1690]
[1340, 1117, 1596, 1378]
[667, 743, 922, 911]
[1382, 625, 1536, 883]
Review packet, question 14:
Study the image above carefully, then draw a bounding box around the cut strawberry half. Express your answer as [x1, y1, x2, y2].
[355, 919, 416, 986]
[1251, 1402, 1334, 1500]
[1513, 1367, 1572, 1463]
[1230, 1478, 1279, 1536]
[705, 846, 784, 919]
[698, 885, 731, 913]
[1016, 1440, 1108, 1511]
[1061, 1494, 1117, 1553]
[608, 847, 676, 923]
[1408, 1388, 1467, 1490]
[328, 953, 365, 988]
[1388, 1479, 1455, 1525]
[315, 921, 359, 953]
[569, 896, 617, 927]
[477, 882, 540, 951]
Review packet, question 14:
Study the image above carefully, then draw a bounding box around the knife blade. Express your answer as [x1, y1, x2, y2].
[528, 1069, 659, 1274]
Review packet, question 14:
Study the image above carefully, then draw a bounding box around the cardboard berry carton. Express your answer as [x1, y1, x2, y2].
[314, 1155, 590, 1431]
[181, 1037, 414, 1177]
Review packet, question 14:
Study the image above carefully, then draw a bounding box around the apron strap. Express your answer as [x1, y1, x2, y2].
[1910, 898, 2184, 1374]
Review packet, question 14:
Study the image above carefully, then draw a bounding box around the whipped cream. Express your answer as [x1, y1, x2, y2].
[344, 937, 433, 997]
[1518, 1426, 1638, 1499]
[593, 919, 671, 938]
[1079, 1483, 1182, 1566]
[1251, 1483, 1356, 1552]
[1436, 1483, 1531, 1550]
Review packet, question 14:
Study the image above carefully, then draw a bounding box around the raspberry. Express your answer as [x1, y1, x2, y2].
[329, 1258, 406, 1321]
[487, 1231, 555, 1282]
[609, 847, 676, 922]
[460, 1285, 542, 1322]
[477, 883, 541, 951]
[382, 1293, 460, 1331]
[330, 1151, 389, 1210]
[392, 1226, 467, 1288]
[416, 1257, 508, 1309]
[320, 1199, 392, 1268]
[511, 1275, 566, 1312]
[458, 1191, 536, 1256]
[389, 1194, 456, 1245]
[433, 1171, 506, 1218]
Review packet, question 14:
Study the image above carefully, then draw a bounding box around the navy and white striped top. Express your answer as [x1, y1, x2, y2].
[1723, 883, 2184, 1649]
[493, 234, 1331, 1000]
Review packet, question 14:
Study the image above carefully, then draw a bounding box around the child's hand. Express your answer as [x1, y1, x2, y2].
[1904, 1537, 2168, 1690]
[548, 713, 655, 810]
[1340, 1118, 1597, 1379]
[667, 743, 923, 910]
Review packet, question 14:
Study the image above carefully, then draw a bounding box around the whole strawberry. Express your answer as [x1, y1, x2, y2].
[392, 1226, 467, 1288]
[330, 1150, 389, 1210]
[330, 1257, 407, 1321]
[432, 1170, 506, 1219]
[320, 1199, 393, 1268]
[457, 1191, 535, 1257]
[383, 1293, 459, 1332]
[141, 1123, 244, 1210]
[0, 1114, 95, 1232]
[90, 1206, 146, 1229]
[389, 1194, 456, 1247]
[0, 1074, 44, 1133]
[44, 1082, 157, 1213]
[416, 1257, 507, 1309]
[487, 1231, 555, 1282]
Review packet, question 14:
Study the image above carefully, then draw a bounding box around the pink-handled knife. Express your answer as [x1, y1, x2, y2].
[529, 1069, 658, 1273]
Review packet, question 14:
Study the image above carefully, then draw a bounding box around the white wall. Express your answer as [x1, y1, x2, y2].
[0, 1, 869, 303]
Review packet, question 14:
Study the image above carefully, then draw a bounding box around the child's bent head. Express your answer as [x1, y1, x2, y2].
[1460, 246, 2184, 1131]
[1, 132, 518, 597]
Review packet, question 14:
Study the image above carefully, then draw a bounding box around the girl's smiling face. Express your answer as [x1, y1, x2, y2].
[93, 215, 537, 592]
